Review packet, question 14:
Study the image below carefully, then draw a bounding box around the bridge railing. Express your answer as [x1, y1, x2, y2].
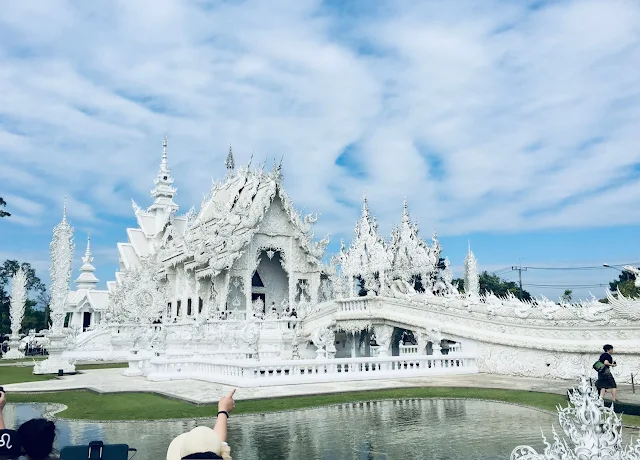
[145, 354, 478, 386]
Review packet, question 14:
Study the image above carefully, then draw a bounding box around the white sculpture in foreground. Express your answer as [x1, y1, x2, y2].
[34, 202, 76, 374]
[511, 373, 640, 460]
[4, 267, 28, 359]
[49, 136, 640, 386]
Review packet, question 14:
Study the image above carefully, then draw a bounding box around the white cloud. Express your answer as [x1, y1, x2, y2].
[1, 0, 640, 280]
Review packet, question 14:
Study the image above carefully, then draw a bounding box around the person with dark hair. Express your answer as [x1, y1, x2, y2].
[596, 344, 617, 401]
[17, 418, 57, 459]
[0, 389, 57, 459]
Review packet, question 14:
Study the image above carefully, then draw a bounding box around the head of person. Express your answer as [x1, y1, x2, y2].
[604, 344, 614, 353]
[17, 418, 56, 460]
[167, 426, 231, 460]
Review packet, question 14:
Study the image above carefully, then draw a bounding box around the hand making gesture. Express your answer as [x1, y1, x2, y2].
[218, 388, 236, 413]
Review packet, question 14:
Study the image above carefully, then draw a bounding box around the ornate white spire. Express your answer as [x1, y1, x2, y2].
[464, 241, 480, 297]
[49, 203, 75, 333]
[388, 199, 436, 283]
[226, 145, 235, 176]
[9, 266, 27, 338]
[148, 134, 179, 214]
[75, 233, 99, 290]
[340, 194, 390, 283]
[401, 197, 410, 224]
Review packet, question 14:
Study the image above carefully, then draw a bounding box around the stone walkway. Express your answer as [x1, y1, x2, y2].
[4, 369, 640, 405]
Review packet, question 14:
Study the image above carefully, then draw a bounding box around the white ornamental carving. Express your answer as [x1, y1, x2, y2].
[511, 373, 640, 459]
[339, 196, 391, 281]
[9, 267, 27, 337]
[464, 243, 480, 297]
[49, 204, 75, 333]
[109, 255, 168, 324]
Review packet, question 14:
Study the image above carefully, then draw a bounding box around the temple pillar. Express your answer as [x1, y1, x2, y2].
[220, 272, 231, 312]
[350, 332, 357, 358]
[364, 330, 371, 357]
[288, 238, 295, 308]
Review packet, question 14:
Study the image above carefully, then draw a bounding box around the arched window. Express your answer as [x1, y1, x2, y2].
[198, 298, 203, 314]
[187, 298, 192, 316]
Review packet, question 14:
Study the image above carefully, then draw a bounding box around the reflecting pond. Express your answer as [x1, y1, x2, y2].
[5, 399, 564, 459]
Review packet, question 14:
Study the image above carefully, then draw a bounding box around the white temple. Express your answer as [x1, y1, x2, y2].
[33, 136, 640, 385]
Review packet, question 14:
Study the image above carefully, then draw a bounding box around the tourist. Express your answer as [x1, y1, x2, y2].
[17, 419, 57, 460]
[596, 344, 617, 401]
[0, 389, 58, 459]
[166, 388, 236, 460]
[0, 388, 6, 431]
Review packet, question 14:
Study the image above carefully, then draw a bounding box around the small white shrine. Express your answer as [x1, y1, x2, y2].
[25, 136, 640, 385]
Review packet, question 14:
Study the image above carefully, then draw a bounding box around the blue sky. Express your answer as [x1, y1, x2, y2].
[1, 0, 640, 301]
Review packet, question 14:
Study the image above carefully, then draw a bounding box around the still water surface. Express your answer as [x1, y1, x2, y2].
[5, 399, 558, 460]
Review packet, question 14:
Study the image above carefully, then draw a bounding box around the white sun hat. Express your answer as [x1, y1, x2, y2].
[166, 426, 230, 460]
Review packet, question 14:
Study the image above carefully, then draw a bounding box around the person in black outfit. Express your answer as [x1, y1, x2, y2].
[596, 344, 617, 401]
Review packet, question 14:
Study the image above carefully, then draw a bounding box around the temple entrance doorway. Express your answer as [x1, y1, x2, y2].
[83, 312, 91, 331]
[253, 249, 289, 314]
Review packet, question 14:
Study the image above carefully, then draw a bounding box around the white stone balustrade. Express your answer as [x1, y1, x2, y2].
[144, 354, 477, 386]
[399, 344, 419, 355]
[337, 298, 374, 312]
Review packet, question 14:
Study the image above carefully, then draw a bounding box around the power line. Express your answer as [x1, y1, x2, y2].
[523, 283, 608, 288]
[523, 263, 640, 271]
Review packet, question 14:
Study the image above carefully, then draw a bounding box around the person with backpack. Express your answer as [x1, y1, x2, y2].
[594, 344, 617, 401]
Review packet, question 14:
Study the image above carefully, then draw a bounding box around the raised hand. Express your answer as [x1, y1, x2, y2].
[218, 388, 236, 413]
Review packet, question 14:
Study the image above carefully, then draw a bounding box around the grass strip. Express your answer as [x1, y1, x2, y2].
[11, 387, 637, 424]
[0, 366, 55, 384]
[1, 363, 128, 385]
[75, 363, 128, 370]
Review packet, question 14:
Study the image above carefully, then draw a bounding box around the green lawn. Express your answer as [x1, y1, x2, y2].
[2, 387, 586, 421]
[0, 362, 127, 385]
[75, 363, 128, 370]
[0, 356, 47, 363]
[4, 366, 640, 426]
[0, 366, 55, 384]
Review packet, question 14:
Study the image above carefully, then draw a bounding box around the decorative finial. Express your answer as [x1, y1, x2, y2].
[402, 198, 410, 223]
[82, 233, 94, 264]
[63, 195, 67, 222]
[162, 134, 168, 160]
[361, 192, 369, 218]
[225, 145, 235, 172]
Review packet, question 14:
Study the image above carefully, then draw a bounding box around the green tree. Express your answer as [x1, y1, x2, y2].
[452, 272, 531, 299]
[601, 268, 640, 302]
[0, 197, 10, 218]
[561, 289, 572, 303]
[480, 271, 532, 300]
[0, 260, 48, 335]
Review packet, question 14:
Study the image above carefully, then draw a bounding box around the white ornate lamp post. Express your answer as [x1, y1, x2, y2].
[34, 202, 76, 374]
[3, 267, 28, 359]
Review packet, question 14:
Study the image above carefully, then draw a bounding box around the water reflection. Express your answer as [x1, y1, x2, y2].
[4, 399, 562, 460]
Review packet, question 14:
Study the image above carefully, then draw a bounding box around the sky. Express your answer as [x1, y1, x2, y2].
[1, 0, 640, 301]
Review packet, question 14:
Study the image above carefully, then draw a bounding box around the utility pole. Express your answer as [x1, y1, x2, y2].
[512, 263, 528, 299]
